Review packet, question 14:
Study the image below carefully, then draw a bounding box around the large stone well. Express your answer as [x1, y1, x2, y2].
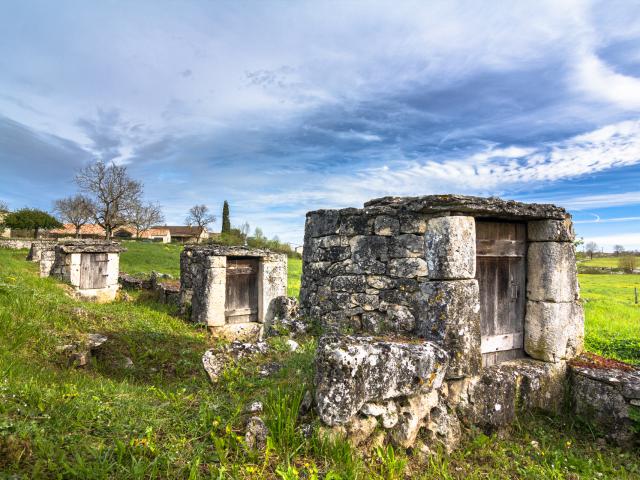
[180, 245, 287, 341]
[303, 195, 587, 451]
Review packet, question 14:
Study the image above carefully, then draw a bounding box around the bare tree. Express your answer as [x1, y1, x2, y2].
[585, 241, 598, 260]
[0, 201, 8, 212]
[76, 161, 142, 239]
[613, 244, 625, 256]
[186, 204, 216, 229]
[130, 202, 165, 238]
[54, 194, 94, 238]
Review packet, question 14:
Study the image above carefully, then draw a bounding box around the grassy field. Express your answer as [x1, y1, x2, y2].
[120, 241, 183, 278]
[579, 273, 640, 365]
[1, 246, 639, 478]
[578, 256, 640, 268]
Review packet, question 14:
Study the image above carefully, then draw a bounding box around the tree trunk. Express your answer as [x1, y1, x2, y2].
[105, 226, 111, 240]
[34, 227, 39, 239]
[75, 225, 81, 238]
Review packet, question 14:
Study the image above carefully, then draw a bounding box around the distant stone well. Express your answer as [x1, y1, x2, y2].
[304, 195, 586, 450]
[180, 245, 287, 341]
[44, 240, 123, 303]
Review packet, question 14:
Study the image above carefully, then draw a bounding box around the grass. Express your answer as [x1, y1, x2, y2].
[287, 258, 301, 298]
[579, 273, 640, 365]
[1, 246, 639, 478]
[119, 241, 183, 278]
[578, 256, 640, 268]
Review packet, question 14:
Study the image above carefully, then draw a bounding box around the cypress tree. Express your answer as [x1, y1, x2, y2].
[222, 201, 231, 234]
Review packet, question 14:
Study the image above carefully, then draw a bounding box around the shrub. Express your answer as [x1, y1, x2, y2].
[618, 256, 637, 273]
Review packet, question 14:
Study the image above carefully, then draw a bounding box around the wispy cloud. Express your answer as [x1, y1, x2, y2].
[0, 0, 640, 247]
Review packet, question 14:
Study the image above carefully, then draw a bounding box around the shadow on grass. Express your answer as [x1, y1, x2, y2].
[90, 327, 210, 387]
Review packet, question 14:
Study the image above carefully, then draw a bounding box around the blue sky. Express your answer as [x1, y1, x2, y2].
[1, 1, 640, 249]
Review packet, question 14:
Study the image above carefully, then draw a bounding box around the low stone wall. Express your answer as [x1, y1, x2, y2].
[27, 241, 57, 262]
[0, 239, 34, 250]
[119, 272, 180, 305]
[570, 354, 639, 447]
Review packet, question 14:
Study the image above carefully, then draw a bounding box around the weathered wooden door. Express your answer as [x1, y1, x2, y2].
[475, 221, 527, 367]
[225, 258, 259, 324]
[79, 253, 108, 289]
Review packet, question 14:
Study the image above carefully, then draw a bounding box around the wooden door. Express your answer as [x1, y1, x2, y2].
[79, 253, 108, 289]
[225, 258, 259, 324]
[475, 221, 526, 367]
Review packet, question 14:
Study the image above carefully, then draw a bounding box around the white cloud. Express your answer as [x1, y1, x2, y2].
[572, 52, 640, 109]
[585, 232, 640, 250]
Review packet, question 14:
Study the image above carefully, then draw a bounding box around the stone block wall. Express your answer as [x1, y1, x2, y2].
[300, 205, 431, 335]
[0, 239, 35, 250]
[525, 220, 584, 363]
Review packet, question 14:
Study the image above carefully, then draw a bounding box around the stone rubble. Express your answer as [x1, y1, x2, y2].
[244, 416, 268, 451]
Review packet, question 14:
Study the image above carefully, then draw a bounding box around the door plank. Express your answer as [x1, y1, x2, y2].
[225, 257, 259, 323]
[476, 221, 527, 367]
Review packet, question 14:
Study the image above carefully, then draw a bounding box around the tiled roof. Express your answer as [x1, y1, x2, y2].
[49, 224, 106, 235]
[162, 226, 205, 236]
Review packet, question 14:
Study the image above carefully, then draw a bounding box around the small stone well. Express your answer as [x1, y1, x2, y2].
[180, 245, 287, 341]
[303, 195, 588, 451]
[43, 240, 123, 302]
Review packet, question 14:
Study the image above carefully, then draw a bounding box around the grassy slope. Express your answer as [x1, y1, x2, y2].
[2, 247, 639, 478]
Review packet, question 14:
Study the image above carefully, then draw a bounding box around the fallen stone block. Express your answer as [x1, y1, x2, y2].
[314, 335, 448, 425]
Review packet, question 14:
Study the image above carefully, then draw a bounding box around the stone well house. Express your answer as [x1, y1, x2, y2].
[302, 195, 586, 449]
[166, 226, 209, 243]
[40, 240, 123, 302]
[180, 245, 287, 340]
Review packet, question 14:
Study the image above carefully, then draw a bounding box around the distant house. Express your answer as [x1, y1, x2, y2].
[49, 224, 106, 239]
[48, 224, 171, 243]
[113, 226, 171, 243]
[162, 226, 209, 243]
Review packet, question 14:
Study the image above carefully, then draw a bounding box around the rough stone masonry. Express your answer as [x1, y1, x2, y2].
[303, 195, 592, 451]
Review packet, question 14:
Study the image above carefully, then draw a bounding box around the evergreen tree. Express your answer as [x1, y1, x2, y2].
[221, 200, 231, 234]
[4, 208, 62, 238]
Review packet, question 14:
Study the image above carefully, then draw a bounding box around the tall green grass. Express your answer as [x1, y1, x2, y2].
[1, 248, 639, 478]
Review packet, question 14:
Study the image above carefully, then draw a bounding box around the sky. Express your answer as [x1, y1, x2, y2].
[1, 0, 640, 250]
